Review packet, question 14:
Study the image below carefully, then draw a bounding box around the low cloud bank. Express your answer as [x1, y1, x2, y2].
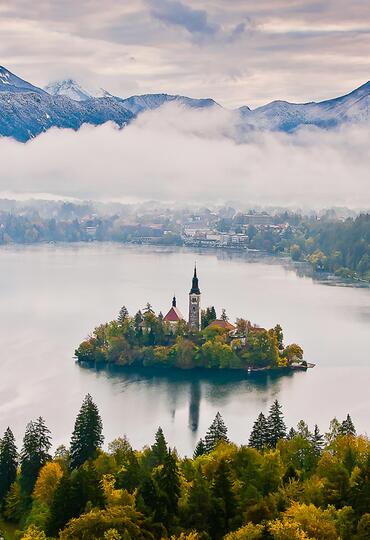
[0, 104, 369, 208]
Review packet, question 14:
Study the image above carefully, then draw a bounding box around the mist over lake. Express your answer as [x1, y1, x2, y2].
[1, 243, 369, 455]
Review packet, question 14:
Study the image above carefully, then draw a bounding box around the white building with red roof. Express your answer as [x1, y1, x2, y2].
[164, 296, 184, 329]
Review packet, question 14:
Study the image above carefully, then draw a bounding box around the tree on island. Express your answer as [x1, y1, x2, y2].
[249, 412, 268, 450]
[0, 427, 18, 505]
[204, 412, 229, 453]
[267, 400, 286, 447]
[274, 324, 284, 351]
[117, 305, 129, 326]
[20, 417, 52, 497]
[70, 394, 104, 469]
[201, 306, 217, 329]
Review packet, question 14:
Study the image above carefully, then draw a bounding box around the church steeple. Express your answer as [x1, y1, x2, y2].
[189, 265, 201, 330]
[190, 265, 201, 295]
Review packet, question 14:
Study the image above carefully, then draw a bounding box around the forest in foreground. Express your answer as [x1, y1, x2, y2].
[0, 395, 369, 540]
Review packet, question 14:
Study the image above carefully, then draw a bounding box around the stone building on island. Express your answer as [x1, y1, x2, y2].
[164, 266, 201, 331]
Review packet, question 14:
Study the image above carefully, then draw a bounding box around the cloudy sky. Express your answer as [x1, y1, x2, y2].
[1, 0, 370, 107]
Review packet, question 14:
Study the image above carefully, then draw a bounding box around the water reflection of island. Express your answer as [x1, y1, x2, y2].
[79, 363, 302, 431]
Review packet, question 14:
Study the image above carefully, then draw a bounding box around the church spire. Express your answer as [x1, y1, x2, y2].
[172, 295, 177, 307]
[190, 265, 201, 295]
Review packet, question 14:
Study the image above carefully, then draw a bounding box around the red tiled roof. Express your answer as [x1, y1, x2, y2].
[207, 319, 236, 331]
[164, 306, 184, 322]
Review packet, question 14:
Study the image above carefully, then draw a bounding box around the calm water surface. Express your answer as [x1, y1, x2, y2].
[0, 243, 369, 455]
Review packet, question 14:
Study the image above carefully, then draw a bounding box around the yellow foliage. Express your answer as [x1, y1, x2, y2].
[101, 474, 135, 507]
[224, 522, 264, 539]
[268, 518, 310, 539]
[268, 502, 338, 540]
[170, 533, 201, 540]
[33, 461, 63, 506]
[20, 525, 47, 540]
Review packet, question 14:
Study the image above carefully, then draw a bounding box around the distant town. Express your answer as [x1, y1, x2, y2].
[0, 199, 369, 281]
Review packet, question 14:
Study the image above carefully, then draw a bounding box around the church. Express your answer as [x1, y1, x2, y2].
[163, 266, 202, 330]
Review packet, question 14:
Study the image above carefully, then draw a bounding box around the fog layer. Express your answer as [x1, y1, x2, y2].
[1, 104, 369, 208]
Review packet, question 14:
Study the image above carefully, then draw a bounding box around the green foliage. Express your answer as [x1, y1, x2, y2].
[75, 307, 303, 371]
[267, 400, 287, 448]
[70, 394, 104, 469]
[20, 418, 51, 498]
[204, 412, 229, 453]
[1, 400, 369, 540]
[149, 427, 168, 467]
[249, 413, 268, 451]
[0, 427, 18, 506]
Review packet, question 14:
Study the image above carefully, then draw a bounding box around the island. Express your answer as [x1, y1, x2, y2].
[75, 267, 310, 372]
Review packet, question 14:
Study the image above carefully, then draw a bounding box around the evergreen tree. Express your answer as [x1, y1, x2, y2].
[221, 309, 228, 322]
[274, 324, 284, 351]
[117, 306, 129, 325]
[134, 310, 143, 334]
[204, 412, 229, 453]
[340, 414, 356, 436]
[149, 427, 168, 467]
[155, 449, 181, 528]
[20, 417, 51, 496]
[47, 472, 74, 536]
[70, 394, 104, 469]
[311, 424, 324, 456]
[266, 400, 286, 448]
[211, 460, 236, 539]
[201, 306, 217, 329]
[0, 427, 18, 506]
[248, 412, 268, 450]
[184, 471, 213, 534]
[287, 427, 297, 440]
[193, 438, 206, 458]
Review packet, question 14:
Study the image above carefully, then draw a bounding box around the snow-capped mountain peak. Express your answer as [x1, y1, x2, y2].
[44, 79, 96, 101]
[0, 66, 45, 95]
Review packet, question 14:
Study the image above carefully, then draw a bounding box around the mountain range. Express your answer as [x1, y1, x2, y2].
[0, 65, 369, 142]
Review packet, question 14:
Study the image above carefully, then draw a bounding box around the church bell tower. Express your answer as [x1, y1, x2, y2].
[189, 266, 201, 330]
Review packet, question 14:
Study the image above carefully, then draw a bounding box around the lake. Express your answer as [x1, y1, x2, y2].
[0, 243, 369, 455]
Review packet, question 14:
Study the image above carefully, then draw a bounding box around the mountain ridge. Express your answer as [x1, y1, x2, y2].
[0, 66, 369, 141]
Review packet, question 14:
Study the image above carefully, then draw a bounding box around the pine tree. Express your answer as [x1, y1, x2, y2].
[287, 427, 297, 440]
[117, 306, 129, 325]
[204, 412, 229, 453]
[193, 438, 206, 458]
[156, 449, 181, 527]
[20, 417, 51, 496]
[70, 394, 104, 469]
[0, 427, 18, 505]
[340, 414, 356, 436]
[266, 400, 286, 448]
[149, 427, 168, 467]
[47, 473, 74, 536]
[185, 471, 213, 533]
[211, 460, 236, 539]
[248, 412, 268, 450]
[311, 424, 324, 456]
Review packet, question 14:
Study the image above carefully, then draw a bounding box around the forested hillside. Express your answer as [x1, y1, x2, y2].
[0, 396, 369, 539]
